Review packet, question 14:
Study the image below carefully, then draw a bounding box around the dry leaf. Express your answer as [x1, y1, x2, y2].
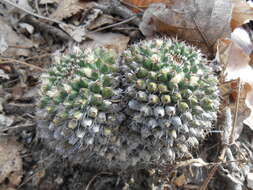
[217, 38, 253, 131]
[139, 0, 232, 48]
[0, 17, 33, 57]
[5, 0, 34, 20]
[173, 174, 187, 187]
[0, 137, 23, 186]
[50, 0, 94, 20]
[87, 14, 115, 30]
[231, 0, 253, 30]
[124, 0, 170, 12]
[0, 114, 14, 128]
[220, 81, 251, 139]
[124, 0, 170, 8]
[59, 23, 87, 42]
[57, 8, 102, 42]
[82, 32, 130, 54]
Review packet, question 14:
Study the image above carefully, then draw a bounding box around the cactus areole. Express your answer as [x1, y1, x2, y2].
[37, 39, 219, 170]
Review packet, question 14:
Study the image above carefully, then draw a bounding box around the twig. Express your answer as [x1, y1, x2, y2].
[8, 45, 33, 49]
[0, 123, 34, 133]
[230, 78, 241, 144]
[85, 172, 113, 190]
[1, 0, 64, 24]
[120, 0, 144, 12]
[90, 15, 138, 33]
[0, 57, 44, 71]
[175, 158, 209, 168]
[95, 0, 141, 26]
[24, 53, 52, 61]
[192, 16, 214, 54]
[200, 164, 219, 190]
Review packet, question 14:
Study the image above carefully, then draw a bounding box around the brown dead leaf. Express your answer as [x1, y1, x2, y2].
[87, 14, 115, 30]
[0, 137, 23, 187]
[139, 0, 232, 49]
[82, 32, 130, 54]
[123, 0, 171, 12]
[58, 8, 102, 42]
[0, 16, 33, 57]
[231, 0, 253, 30]
[217, 38, 253, 132]
[173, 174, 187, 187]
[50, 0, 94, 20]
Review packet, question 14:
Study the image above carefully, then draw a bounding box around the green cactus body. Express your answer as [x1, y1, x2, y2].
[37, 39, 219, 170]
[37, 48, 126, 169]
[121, 38, 219, 165]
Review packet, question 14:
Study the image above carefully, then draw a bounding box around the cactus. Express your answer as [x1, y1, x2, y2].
[121, 38, 219, 165]
[36, 47, 126, 169]
[37, 39, 219, 170]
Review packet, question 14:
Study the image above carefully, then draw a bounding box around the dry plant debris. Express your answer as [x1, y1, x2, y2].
[217, 39, 253, 131]
[0, 0, 253, 189]
[0, 17, 33, 57]
[82, 32, 130, 54]
[50, 0, 95, 20]
[139, 0, 232, 49]
[0, 137, 23, 189]
[231, 0, 253, 30]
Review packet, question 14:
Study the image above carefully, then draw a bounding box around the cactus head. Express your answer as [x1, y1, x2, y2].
[121, 38, 219, 164]
[36, 47, 126, 168]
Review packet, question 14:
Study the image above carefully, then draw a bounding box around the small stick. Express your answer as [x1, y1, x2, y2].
[1, 0, 64, 24]
[0, 57, 44, 71]
[191, 16, 215, 56]
[0, 123, 34, 133]
[24, 53, 52, 61]
[120, 0, 144, 12]
[230, 78, 241, 144]
[200, 164, 219, 190]
[85, 172, 113, 190]
[90, 15, 138, 33]
[8, 45, 32, 49]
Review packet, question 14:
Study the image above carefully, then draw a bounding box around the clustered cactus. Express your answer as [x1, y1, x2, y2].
[37, 39, 219, 170]
[37, 48, 125, 168]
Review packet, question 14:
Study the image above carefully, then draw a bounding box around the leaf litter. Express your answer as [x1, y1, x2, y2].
[0, 0, 253, 189]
